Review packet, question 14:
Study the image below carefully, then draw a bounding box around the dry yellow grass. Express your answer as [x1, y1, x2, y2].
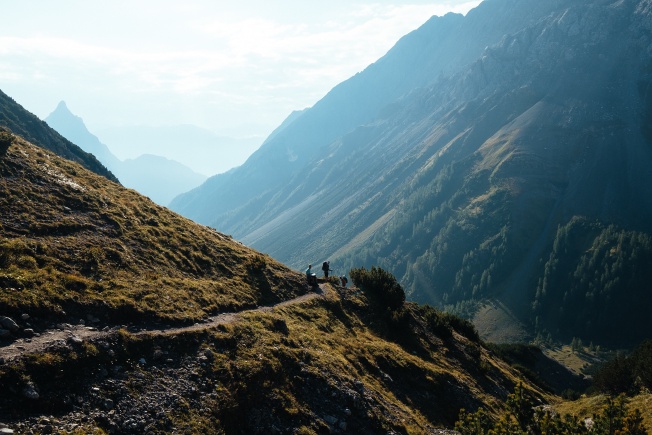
[543, 345, 604, 376]
[553, 393, 652, 430]
[0, 134, 307, 324]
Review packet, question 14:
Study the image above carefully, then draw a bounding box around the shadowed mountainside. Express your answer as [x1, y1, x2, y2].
[170, 0, 652, 346]
[0, 129, 552, 433]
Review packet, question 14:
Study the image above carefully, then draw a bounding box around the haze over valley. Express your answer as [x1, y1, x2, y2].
[1, 0, 652, 433]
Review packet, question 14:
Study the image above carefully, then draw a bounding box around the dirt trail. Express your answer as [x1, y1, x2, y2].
[0, 286, 325, 363]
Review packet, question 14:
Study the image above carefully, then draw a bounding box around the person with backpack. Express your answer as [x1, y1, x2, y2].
[322, 261, 331, 279]
[340, 275, 348, 287]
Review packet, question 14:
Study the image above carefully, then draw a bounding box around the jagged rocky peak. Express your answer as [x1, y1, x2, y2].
[46, 100, 86, 128]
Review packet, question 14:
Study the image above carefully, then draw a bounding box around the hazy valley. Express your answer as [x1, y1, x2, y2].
[172, 0, 652, 348]
[2, 0, 652, 433]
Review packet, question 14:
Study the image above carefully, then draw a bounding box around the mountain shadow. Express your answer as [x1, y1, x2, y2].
[170, 0, 652, 347]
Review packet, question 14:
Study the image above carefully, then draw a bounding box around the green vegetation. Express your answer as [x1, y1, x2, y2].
[350, 266, 405, 312]
[0, 137, 306, 325]
[534, 217, 652, 345]
[456, 384, 647, 434]
[0, 282, 539, 433]
[592, 340, 652, 396]
[333, 132, 652, 347]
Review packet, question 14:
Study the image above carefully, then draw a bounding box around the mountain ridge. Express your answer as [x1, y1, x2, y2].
[170, 0, 567, 223]
[44, 101, 207, 205]
[0, 90, 117, 183]
[170, 0, 652, 346]
[0, 131, 552, 433]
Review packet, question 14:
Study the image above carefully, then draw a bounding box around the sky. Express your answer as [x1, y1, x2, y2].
[0, 0, 481, 172]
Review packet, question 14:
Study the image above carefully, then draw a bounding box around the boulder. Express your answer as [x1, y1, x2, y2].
[0, 317, 18, 332]
[22, 383, 39, 400]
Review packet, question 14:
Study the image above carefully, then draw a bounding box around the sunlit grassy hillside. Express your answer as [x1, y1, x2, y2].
[0, 283, 546, 433]
[0, 128, 306, 325]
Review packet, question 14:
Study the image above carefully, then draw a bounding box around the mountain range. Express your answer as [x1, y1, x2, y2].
[171, 0, 652, 347]
[1, 97, 650, 434]
[95, 123, 262, 177]
[44, 101, 207, 206]
[0, 125, 550, 433]
[0, 90, 116, 183]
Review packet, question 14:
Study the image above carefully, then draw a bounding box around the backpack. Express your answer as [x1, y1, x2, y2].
[322, 261, 329, 271]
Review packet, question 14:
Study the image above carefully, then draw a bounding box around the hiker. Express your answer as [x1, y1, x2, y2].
[340, 275, 348, 287]
[306, 264, 317, 286]
[322, 261, 331, 278]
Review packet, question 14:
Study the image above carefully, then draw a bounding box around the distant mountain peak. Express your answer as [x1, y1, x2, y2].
[46, 100, 85, 128]
[44, 102, 208, 206]
[55, 100, 69, 111]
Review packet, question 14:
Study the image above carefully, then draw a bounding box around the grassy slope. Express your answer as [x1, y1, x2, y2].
[0, 133, 307, 325]
[0, 285, 546, 433]
[2, 131, 610, 432]
[554, 394, 652, 430]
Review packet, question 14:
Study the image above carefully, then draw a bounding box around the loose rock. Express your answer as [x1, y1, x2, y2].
[22, 383, 39, 400]
[0, 317, 18, 332]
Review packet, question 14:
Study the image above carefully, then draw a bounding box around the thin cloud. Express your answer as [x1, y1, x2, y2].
[0, 1, 482, 137]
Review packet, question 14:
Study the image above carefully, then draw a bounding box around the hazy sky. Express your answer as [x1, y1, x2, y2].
[1, 0, 481, 166]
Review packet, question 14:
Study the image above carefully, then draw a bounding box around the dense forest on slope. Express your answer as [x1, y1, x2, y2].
[533, 219, 652, 344]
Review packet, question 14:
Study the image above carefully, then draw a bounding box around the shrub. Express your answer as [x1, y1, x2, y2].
[455, 386, 648, 435]
[441, 311, 480, 342]
[593, 340, 652, 395]
[422, 305, 480, 342]
[0, 128, 12, 152]
[349, 266, 405, 311]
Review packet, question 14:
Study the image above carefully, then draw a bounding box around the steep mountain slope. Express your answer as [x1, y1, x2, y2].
[0, 129, 305, 326]
[170, 0, 570, 224]
[172, 0, 652, 346]
[44, 102, 207, 205]
[44, 101, 122, 170]
[0, 130, 551, 433]
[0, 90, 117, 183]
